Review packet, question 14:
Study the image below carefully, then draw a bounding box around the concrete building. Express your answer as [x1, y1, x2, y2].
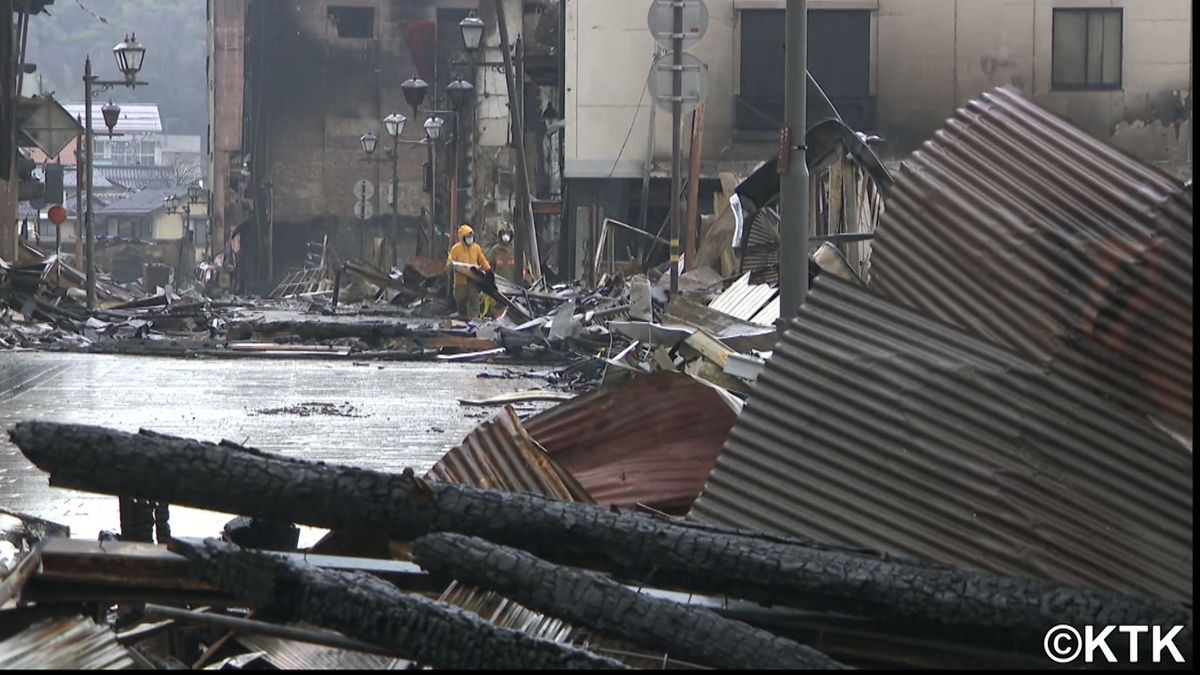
[564, 0, 1193, 275]
[207, 0, 560, 289]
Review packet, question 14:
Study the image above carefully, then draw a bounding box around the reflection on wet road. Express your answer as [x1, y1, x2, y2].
[0, 353, 544, 545]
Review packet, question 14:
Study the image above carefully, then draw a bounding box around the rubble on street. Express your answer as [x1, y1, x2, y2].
[1, 87, 1192, 670]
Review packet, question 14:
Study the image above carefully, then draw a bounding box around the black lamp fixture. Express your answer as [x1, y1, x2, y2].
[188, 181, 205, 203]
[446, 76, 475, 110]
[400, 75, 429, 111]
[360, 131, 379, 156]
[459, 10, 485, 52]
[383, 112, 407, 139]
[113, 33, 146, 84]
[101, 100, 121, 134]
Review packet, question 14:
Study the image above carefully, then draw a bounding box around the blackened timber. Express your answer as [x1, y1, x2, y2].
[10, 422, 1192, 653]
[412, 533, 845, 670]
[172, 538, 624, 670]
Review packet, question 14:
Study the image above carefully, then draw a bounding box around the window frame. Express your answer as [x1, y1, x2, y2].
[1051, 7, 1123, 92]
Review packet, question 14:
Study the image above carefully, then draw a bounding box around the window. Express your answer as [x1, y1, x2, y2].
[737, 10, 874, 132]
[737, 10, 785, 132]
[328, 6, 374, 38]
[1052, 8, 1122, 90]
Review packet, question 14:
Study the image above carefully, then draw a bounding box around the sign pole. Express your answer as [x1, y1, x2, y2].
[669, 1, 683, 295]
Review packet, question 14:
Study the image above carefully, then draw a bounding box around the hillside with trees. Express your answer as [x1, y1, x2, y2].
[24, 0, 206, 136]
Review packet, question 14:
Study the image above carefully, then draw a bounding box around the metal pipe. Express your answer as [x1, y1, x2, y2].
[141, 604, 395, 657]
[669, 2, 683, 295]
[779, 0, 809, 320]
[84, 57, 96, 310]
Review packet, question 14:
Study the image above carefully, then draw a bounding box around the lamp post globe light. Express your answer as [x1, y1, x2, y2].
[113, 34, 146, 84]
[459, 11, 485, 51]
[400, 76, 429, 112]
[101, 100, 121, 134]
[360, 131, 379, 156]
[446, 77, 474, 110]
[424, 116, 445, 142]
[384, 112, 407, 139]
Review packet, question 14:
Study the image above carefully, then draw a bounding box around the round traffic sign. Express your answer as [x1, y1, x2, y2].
[47, 205, 68, 225]
[354, 200, 375, 220]
[353, 179, 375, 200]
[647, 0, 709, 51]
[649, 52, 709, 115]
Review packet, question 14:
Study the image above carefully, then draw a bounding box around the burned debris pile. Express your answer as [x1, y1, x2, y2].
[1, 89, 1193, 669]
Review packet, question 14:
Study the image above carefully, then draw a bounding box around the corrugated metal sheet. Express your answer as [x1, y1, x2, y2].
[425, 409, 693, 669]
[0, 616, 133, 670]
[426, 407, 592, 501]
[524, 372, 739, 515]
[869, 86, 1193, 442]
[690, 277, 1193, 603]
[708, 272, 778, 322]
[749, 296, 781, 327]
[238, 634, 409, 670]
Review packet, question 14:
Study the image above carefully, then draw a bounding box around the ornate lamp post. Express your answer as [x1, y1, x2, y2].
[452, 6, 539, 285]
[83, 34, 149, 309]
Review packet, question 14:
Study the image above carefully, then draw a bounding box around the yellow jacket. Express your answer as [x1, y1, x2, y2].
[448, 225, 491, 288]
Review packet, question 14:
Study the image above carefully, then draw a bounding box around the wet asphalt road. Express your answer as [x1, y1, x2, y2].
[0, 352, 547, 545]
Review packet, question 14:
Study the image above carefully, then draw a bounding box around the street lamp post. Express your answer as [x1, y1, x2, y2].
[166, 182, 206, 288]
[83, 34, 148, 310]
[453, 5, 540, 286]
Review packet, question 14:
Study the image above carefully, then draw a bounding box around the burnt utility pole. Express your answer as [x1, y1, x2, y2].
[779, 0, 809, 320]
[82, 35, 148, 310]
[649, 0, 707, 294]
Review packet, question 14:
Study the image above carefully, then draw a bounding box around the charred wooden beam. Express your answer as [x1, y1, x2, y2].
[412, 532, 845, 670]
[171, 538, 624, 670]
[10, 422, 1190, 652]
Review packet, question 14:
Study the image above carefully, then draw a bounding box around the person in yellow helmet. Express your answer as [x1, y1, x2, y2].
[447, 224, 491, 317]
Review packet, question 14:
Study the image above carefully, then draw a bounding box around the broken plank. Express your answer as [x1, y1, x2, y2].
[458, 391, 575, 407]
[437, 348, 507, 362]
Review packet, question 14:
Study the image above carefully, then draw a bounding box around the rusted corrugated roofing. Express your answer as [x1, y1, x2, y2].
[689, 277, 1193, 603]
[0, 616, 133, 670]
[426, 407, 592, 501]
[869, 86, 1193, 443]
[425, 408, 692, 668]
[524, 371, 739, 515]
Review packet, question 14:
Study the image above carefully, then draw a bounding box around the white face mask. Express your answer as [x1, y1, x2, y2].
[465, 236, 475, 246]
[501, 234, 511, 243]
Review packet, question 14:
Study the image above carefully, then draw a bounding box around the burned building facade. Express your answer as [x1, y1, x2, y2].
[207, 0, 565, 289]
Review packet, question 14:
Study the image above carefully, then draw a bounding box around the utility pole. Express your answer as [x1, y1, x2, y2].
[74, 117, 84, 269]
[494, 0, 541, 286]
[83, 57, 96, 310]
[779, 0, 809, 321]
[669, 2, 683, 295]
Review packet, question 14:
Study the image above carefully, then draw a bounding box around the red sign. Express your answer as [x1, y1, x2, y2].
[776, 124, 791, 176]
[47, 205, 68, 225]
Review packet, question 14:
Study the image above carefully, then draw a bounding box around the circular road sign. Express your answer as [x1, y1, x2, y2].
[354, 200, 375, 220]
[353, 179, 375, 200]
[650, 52, 709, 115]
[47, 205, 68, 225]
[648, 0, 709, 51]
